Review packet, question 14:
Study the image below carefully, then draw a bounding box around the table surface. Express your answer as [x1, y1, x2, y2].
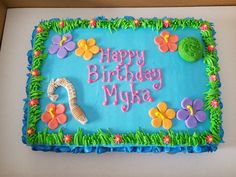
[0, 7, 236, 177]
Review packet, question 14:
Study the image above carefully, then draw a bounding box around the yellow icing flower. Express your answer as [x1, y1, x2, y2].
[75, 38, 100, 60]
[149, 102, 176, 130]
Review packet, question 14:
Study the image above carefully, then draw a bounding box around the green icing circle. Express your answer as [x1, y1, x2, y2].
[178, 37, 203, 62]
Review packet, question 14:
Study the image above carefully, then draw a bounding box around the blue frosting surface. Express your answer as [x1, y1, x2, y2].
[22, 17, 224, 153]
[37, 27, 210, 135]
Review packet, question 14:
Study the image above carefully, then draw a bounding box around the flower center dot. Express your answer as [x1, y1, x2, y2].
[60, 36, 68, 46]
[155, 111, 165, 119]
[49, 107, 55, 118]
[186, 105, 194, 116]
[84, 44, 88, 50]
[164, 34, 169, 42]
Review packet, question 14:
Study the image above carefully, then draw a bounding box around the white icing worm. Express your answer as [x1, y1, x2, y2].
[47, 78, 87, 125]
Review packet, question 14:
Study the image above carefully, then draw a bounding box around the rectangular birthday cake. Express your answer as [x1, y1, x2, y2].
[22, 17, 223, 153]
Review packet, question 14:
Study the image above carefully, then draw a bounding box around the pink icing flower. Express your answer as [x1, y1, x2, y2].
[163, 135, 170, 144]
[64, 134, 72, 143]
[31, 69, 40, 76]
[114, 134, 122, 144]
[200, 24, 208, 31]
[59, 21, 65, 28]
[206, 135, 213, 144]
[36, 26, 44, 33]
[33, 50, 41, 57]
[207, 44, 215, 52]
[89, 19, 96, 27]
[29, 99, 39, 107]
[211, 99, 219, 108]
[154, 31, 178, 52]
[163, 19, 170, 28]
[209, 75, 217, 81]
[41, 103, 67, 130]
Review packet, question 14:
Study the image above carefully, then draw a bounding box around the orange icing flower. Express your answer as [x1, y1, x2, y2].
[149, 102, 176, 130]
[154, 31, 178, 52]
[41, 103, 67, 130]
[75, 38, 100, 60]
[27, 128, 34, 136]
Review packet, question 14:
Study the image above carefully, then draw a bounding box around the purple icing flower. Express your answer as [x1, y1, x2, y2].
[177, 98, 206, 128]
[48, 34, 76, 59]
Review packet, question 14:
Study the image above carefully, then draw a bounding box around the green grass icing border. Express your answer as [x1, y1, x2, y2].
[24, 17, 223, 148]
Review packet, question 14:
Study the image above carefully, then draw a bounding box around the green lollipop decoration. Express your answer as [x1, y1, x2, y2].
[178, 37, 203, 62]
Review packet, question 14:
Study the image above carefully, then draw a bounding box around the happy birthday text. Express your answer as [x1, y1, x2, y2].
[87, 48, 163, 112]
